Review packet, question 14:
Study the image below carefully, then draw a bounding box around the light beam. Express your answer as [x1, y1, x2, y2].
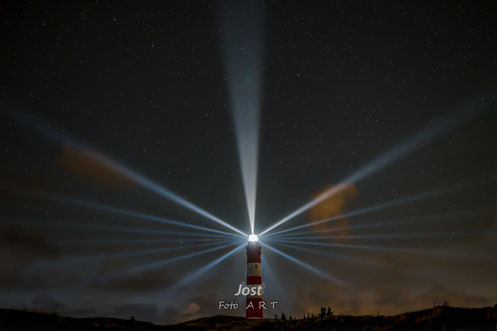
[168, 243, 246, 291]
[264, 182, 470, 237]
[270, 238, 467, 257]
[78, 148, 247, 236]
[13, 188, 242, 238]
[219, 0, 264, 234]
[56, 237, 231, 246]
[273, 242, 383, 267]
[267, 232, 468, 241]
[260, 94, 492, 236]
[32, 241, 228, 271]
[50, 241, 225, 264]
[261, 242, 347, 286]
[270, 210, 486, 239]
[121, 241, 243, 275]
[5, 108, 246, 236]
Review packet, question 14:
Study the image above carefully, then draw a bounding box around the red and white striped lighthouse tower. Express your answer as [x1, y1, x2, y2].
[246, 234, 263, 318]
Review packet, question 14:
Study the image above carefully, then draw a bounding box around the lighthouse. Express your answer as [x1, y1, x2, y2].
[246, 234, 263, 318]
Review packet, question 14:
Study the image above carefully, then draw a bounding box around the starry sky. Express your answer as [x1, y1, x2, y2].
[1, 0, 496, 324]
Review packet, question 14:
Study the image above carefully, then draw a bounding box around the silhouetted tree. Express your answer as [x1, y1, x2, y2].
[281, 312, 287, 320]
[326, 306, 333, 316]
[130, 316, 135, 322]
[320, 307, 326, 318]
[274, 314, 278, 320]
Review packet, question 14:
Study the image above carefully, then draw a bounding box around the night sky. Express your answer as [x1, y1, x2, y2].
[1, 0, 496, 324]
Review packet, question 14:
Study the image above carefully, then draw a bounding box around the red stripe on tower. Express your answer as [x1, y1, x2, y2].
[247, 276, 261, 284]
[246, 240, 263, 318]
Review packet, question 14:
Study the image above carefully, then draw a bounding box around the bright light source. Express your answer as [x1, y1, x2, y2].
[248, 234, 259, 242]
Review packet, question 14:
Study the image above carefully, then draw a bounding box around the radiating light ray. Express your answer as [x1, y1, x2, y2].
[50, 241, 224, 264]
[5, 108, 246, 236]
[69, 200, 240, 237]
[262, 215, 342, 238]
[56, 237, 235, 246]
[12, 188, 242, 238]
[79, 148, 247, 236]
[272, 241, 490, 285]
[121, 241, 243, 275]
[260, 93, 492, 236]
[270, 238, 467, 257]
[261, 255, 291, 313]
[267, 232, 470, 241]
[260, 255, 285, 295]
[45, 219, 232, 239]
[19, 218, 172, 236]
[168, 243, 246, 292]
[32, 242, 227, 274]
[261, 242, 348, 286]
[263, 181, 479, 238]
[219, 1, 264, 234]
[17, 218, 238, 251]
[273, 242, 382, 267]
[270, 210, 487, 239]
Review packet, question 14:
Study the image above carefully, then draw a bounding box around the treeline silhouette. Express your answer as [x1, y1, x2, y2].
[274, 306, 334, 321]
[1, 305, 497, 330]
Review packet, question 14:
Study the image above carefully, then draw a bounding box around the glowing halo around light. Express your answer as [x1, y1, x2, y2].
[248, 234, 259, 242]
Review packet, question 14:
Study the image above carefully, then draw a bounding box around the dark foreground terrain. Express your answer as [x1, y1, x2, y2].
[1, 305, 496, 330]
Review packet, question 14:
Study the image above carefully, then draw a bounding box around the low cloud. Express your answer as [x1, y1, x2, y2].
[0, 230, 60, 290]
[56, 144, 135, 189]
[307, 184, 358, 241]
[0, 230, 60, 263]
